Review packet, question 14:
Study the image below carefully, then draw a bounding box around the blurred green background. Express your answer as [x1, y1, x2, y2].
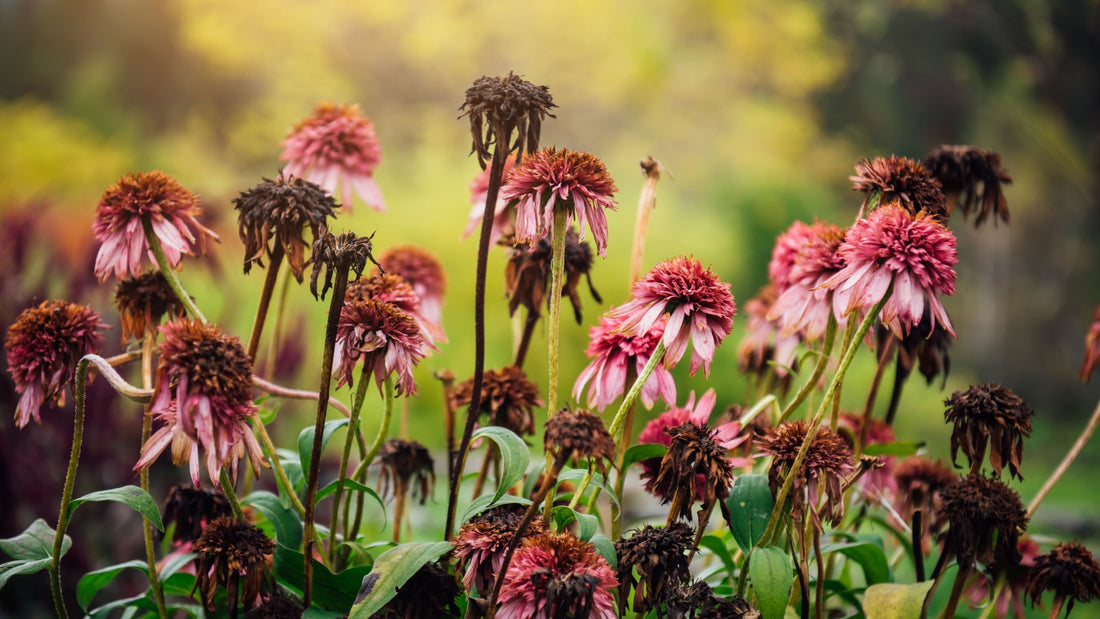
[1, 0, 1098, 615]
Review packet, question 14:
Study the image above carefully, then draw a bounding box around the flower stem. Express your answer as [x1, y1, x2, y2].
[779, 317, 838, 423]
[218, 467, 245, 520]
[142, 215, 206, 323]
[354, 375, 395, 482]
[1027, 394, 1100, 519]
[329, 366, 372, 564]
[139, 332, 167, 618]
[940, 564, 971, 619]
[608, 366, 637, 542]
[246, 244, 285, 362]
[629, 157, 662, 285]
[609, 341, 666, 439]
[546, 206, 569, 417]
[859, 333, 896, 446]
[253, 417, 306, 516]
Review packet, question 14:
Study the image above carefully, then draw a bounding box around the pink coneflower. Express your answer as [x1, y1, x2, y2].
[464, 158, 518, 245]
[333, 298, 426, 396]
[498, 531, 617, 619]
[850, 156, 948, 222]
[759, 421, 854, 527]
[768, 220, 817, 291]
[607, 256, 736, 377]
[346, 272, 445, 347]
[818, 205, 958, 339]
[453, 504, 544, 593]
[737, 284, 800, 382]
[281, 103, 386, 212]
[376, 245, 447, 333]
[5, 300, 107, 428]
[135, 319, 264, 486]
[573, 312, 676, 412]
[92, 171, 218, 282]
[500, 147, 618, 257]
[1080, 304, 1100, 382]
[767, 221, 847, 341]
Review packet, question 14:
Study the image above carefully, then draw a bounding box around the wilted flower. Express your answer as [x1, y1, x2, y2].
[893, 457, 957, 551]
[818, 204, 957, 339]
[5, 300, 107, 428]
[377, 245, 447, 329]
[114, 271, 187, 342]
[850, 156, 949, 222]
[281, 103, 386, 212]
[614, 523, 694, 616]
[498, 531, 617, 619]
[454, 504, 545, 593]
[451, 365, 542, 437]
[966, 538, 1038, 619]
[767, 221, 847, 341]
[923, 145, 1012, 227]
[333, 298, 426, 396]
[233, 174, 337, 282]
[309, 230, 378, 301]
[135, 319, 265, 486]
[465, 158, 519, 245]
[377, 439, 435, 505]
[737, 283, 799, 386]
[944, 383, 1034, 479]
[937, 474, 1028, 570]
[192, 516, 274, 617]
[608, 256, 736, 377]
[664, 580, 757, 619]
[758, 420, 854, 527]
[573, 312, 676, 412]
[501, 147, 618, 257]
[459, 72, 555, 169]
[1028, 541, 1100, 616]
[505, 228, 602, 323]
[92, 170, 218, 282]
[373, 561, 460, 619]
[346, 272, 445, 346]
[244, 590, 303, 619]
[162, 484, 231, 549]
[544, 408, 616, 472]
[1080, 304, 1100, 382]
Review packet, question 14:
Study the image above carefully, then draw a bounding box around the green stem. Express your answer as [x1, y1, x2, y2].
[567, 460, 597, 510]
[254, 417, 306, 517]
[778, 317, 837, 423]
[142, 216, 206, 323]
[329, 367, 372, 564]
[609, 341, 666, 439]
[1027, 394, 1100, 519]
[608, 366, 637, 542]
[139, 332, 167, 618]
[546, 207, 569, 417]
[353, 375, 396, 480]
[219, 467, 245, 520]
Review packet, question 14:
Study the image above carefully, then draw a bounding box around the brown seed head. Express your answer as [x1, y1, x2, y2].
[157, 319, 254, 411]
[162, 484, 230, 546]
[653, 422, 736, 522]
[378, 439, 435, 504]
[192, 516, 274, 613]
[944, 383, 1034, 480]
[310, 230, 379, 300]
[1027, 541, 1100, 613]
[758, 421, 854, 526]
[233, 174, 336, 282]
[374, 561, 460, 619]
[614, 522, 694, 615]
[893, 456, 957, 528]
[450, 365, 542, 437]
[245, 590, 303, 619]
[937, 474, 1028, 570]
[850, 156, 949, 222]
[459, 72, 555, 168]
[505, 228, 601, 324]
[114, 271, 187, 342]
[543, 408, 616, 469]
[922, 145, 1012, 227]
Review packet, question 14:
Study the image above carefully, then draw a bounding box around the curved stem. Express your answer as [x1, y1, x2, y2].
[253, 417, 306, 517]
[609, 366, 637, 542]
[142, 215, 206, 323]
[860, 334, 896, 446]
[609, 342, 666, 439]
[940, 564, 972, 619]
[329, 367, 371, 563]
[779, 317, 838, 423]
[218, 467, 245, 520]
[353, 375, 395, 481]
[138, 332, 167, 618]
[246, 244, 285, 362]
[252, 375, 353, 418]
[1027, 394, 1100, 519]
[567, 460, 596, 510]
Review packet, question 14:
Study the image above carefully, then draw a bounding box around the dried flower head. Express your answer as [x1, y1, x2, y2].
[498, 531, 617, 619]
[374, 561, 460, 619]
[333, 298, 426, 396]
[502, 147, 618, 257]
[944, 383, 1034, 479]
[893, 457, 957, 531]
[244, 590, 303, 619]
[135, 318, 264, 486]
[819, 205, 958, 339]
[93, 170, 218, 282]
[665, 581, 757, 619]
[608, 256, 736, 377]
[281, 102, 386, 212]
[114, 271, 187, 342]
[233, 174, 336, 282]
[346, 271, 445, 346]
[937, 474, 1028, 570]
[5, 300, 107, 428]
[377, 245, 447, 328]
[163, 484, 231, 547]
[192, 516, 274, 616]
[451, 365, 542, 437]
[544, 408, 616, 471]
[309, 230, 378, 300]
[850, 156, 949, 222]
[614, 523, 694, 616]
[767, 221, 847, 341]
[758, 421, 854, 527]
[1028, 541, 1100, 615]
[1080, 304, 1100, 382]
[654, 421, 737, 525]
[460, 72, 555, 169]
[505, 228, 602, 324]
[574, 312, 676, 412]
[883, 314, 953, 393]
[377, 439, 435, 505]
[923, 145, 1012, 227]
[454, 504, 546, 593]
[737, 283, 799, 387]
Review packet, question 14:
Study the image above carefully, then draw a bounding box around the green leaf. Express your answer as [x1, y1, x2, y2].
[0, 519, 70, 590]
[68, 486, 164, 531]
[622, 443, 666, 469]
[555, 468, 619, 507]
[862, 442, 923, 457]
[316, 479, 386, 519]
[726, 474, 774, 553]
[0, 557, 53, 590]
[551, 506, 598, 541]
[77, 559, 148, 611]
[749, 546, 793, 619]
[347, 541, 453, 618]
[818, 541, 891, 585]
[243, 490, 303, 550]
[589, 533, 617, 570]
[298, 419, 350, 473]
[863, 581, 935, 619]
[472, 426, 531, 503]
[274, 543, 372, 612]
[459, 494, 532, 525]
[697, 535, 736, 577]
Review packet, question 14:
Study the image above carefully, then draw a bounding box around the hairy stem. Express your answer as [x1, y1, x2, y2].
[246, 244, 285, 362]
[779, 317, 838, 423]
[329, 367, 372, 564]
[629, 157, 662, 285]
[218, 467, 245, 520]
[142, 215, 206, 323]
[545, 207, 569, 417]
[139, 332, 167, 618]
[859, 334, 896, 446]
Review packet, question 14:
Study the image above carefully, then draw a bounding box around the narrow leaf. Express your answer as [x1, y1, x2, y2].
[749, 546, 793, 619]
[347, 541, 453, 618]
[316, 479, 386, 519]
[0, 558, 53, 590]
[863, 442, 923, 457]
[77, 559, 148, 611]
[472, 426, 530, 503]
[298, 418, 350, 473]
[697, 535, 736, 577]
[589, 533, 617, 569]
[726, 474, 774, 553]
[68, 486, 164, 531]
[556, 468, 619, 507]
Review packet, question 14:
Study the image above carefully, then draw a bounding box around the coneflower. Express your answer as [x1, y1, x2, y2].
[922, 144, 1012, 226]
[850, 156, 949, 222]
[192, 516, 274, 618]
[450, 365, 542, 438]
[453, 504, 545, 593]
[614, 523, 694, 615]
[1028, 541, 1100, 617]
[573, 312, 676, 412]
[944, 383, 1034, 479]
[758, 420, 854, 528]
[376, 245, 447, 331]
[497, 531, 617, 619]
[113, 271, 186, 342]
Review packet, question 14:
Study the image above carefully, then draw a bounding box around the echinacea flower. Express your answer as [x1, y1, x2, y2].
[377, 439, 435, 505]
[377, 245, 447, 330]
[501, 147, 618, 257]
[135, 319, 265, 486]
[333, 298, 426, 396]
[163, 484, 231, 549]
[737, 283, 799, 385]
[893, 456, 957, 552]
[309, 230, 378, 301]
[614, 523, 694, 616]
[758, 420, 854, 527]
[608, 256, 736, 377]
[192, 516, 274, 616]
[114, 271, 186, 342]
[767, 221, 847, 341]
[281, 103, 386, 212]
[818, 204, 958, 339]
[464, 158, 518, 245]
[233, 173, 337, 282]
[768, 220, 817, 292]
[573, 312, 676, 412]
[93, 170, 218, 282]
[498, 531, 617, 619]
[5, 300, 107, 428]
[944, 383, 1034, 480]
[505, 228, 601, 323]
[937, 473, 1028, 570]
[544, 408, 617, 473]
[459, 72, 555, 169]
[850, 156, 949, 222]
[454, 504, 545, 593]
[450, 365, 542, 437]
[1080, 304, 1100, 382]
[346, 272, 445, 346]
[665, 581, 757, 619]
[1028, 541, 1100, 616]
[373, 561, 460, 619]
[923, 145, 1012, 227]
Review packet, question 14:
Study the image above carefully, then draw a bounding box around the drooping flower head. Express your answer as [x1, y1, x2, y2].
[1080, 304, 1100, 382]
[465, 158, 519, 245]
[767, 221, 847, 341]
[281, 103, 386, 212]
[614, 523, 694, 616]
[850, 156, 949, 222]
[937, 473, 1028, 570]
[944, 383, 1034, 480]
[818, 205, 958, 339]
[737, 283, 799, 387]
[192, 516, 274, 616]
[608, 256, 736, 377]
[460, 72, 555, 169]
[758, 420, 854, 528]
[454, 503, 545, 593]
[574, 312, 676, 412]
[544, 408, 617, 473]
[245, 590, 303, 619]
[768, 220, 816, 291]
[136, 319, 264, 486]
[346, 272, 445, 346]
[373, 561, 460, 619]
[501, 147, 618, 257]
[498, 531, 617, 619]
[162, 484, 231, 550]
[1028, 541, 1100, 616]
[450, 365, 542, 437]
[923, 145, 1012, 227]
[333, 298, 426, 396]
[5, 300, 107, 428]
[114, 271, 187, 342]
[377, 439, 435, 505]
[377, 245, 447, 329]
[505, 228, 602, 324]
[665, 581, 757, 619]
[233, 173, 337, 282]
[309, 230, 378, 301]
[93, 171, 218, 282]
